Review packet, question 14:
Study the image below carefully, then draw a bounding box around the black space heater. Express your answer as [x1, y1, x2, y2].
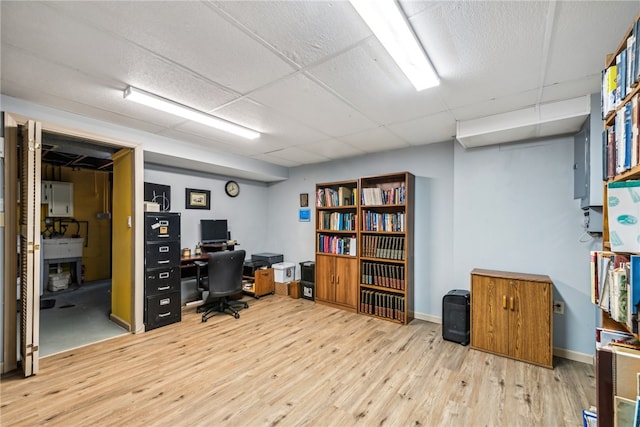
[442, 289, 470, 346]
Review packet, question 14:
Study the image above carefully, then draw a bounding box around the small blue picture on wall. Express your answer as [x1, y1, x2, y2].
[299, 209, 310, 222]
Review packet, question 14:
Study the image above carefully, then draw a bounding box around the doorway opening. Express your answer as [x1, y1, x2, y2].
[17, 127, 128, 357]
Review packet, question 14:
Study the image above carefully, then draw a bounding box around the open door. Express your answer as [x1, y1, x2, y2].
[110, 148, 134, 328]
[19, 120, 42, 377]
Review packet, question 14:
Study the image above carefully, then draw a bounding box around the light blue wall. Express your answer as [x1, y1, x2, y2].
[452, 138, 600, 356]
[1, 96, 600, 366]
[263, 142, 456, 316]
[144, 165, 270, 256]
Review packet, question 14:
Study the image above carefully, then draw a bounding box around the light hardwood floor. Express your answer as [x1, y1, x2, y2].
[1, 296, 594, 426]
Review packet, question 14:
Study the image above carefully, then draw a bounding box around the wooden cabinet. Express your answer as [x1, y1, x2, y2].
[41, 180, 73, 217]
[243, 268, 274, 298]
[358, 172, 414, 324]
[315, 254, 357, 310]
[315, 179, 358, 311]
[470, 269, 553, 369]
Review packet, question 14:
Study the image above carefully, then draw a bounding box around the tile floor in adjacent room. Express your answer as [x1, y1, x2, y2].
[38, 280, 128, 357]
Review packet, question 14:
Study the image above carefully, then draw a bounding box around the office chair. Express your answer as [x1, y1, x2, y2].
[197, 249, 249, 322]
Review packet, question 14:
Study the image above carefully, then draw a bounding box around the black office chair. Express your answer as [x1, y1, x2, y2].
[197, 249, 248, 322]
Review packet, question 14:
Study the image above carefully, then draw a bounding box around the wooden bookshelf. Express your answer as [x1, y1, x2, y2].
[313, 173, 415, 324]
[597, 13, 640, 427]
[315, 180, 358, 312]
[358, 172, 414, 325]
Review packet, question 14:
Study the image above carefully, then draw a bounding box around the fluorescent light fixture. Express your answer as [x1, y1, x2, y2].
[350, 0, 439, 91]
[123, 86, 260, 140]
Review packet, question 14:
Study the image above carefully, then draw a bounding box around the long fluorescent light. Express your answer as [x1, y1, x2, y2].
[349, 0, 439, 91]
[123, 86, 260, 140]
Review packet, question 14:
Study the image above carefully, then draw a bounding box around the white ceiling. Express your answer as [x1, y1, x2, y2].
[1, 1, 638, 170]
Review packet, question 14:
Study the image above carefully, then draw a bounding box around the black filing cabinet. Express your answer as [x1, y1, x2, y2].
[144, 212, 181, 330]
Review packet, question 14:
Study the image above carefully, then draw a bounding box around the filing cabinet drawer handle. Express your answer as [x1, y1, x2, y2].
[159, 272, 170, 279]
[157, 260, 170, 264]
[160, 298, 170, 305]
[159, 246, 170, 252]
[159, 220, 169, 226]
[158, 286, 170, 291]
[158, 312, 171, 318]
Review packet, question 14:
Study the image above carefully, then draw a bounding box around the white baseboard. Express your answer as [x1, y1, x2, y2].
[413, 311, 594, 365]
[553, 347, 594, 365]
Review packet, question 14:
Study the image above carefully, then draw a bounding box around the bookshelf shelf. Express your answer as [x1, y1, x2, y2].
[596, 12, 640, 427]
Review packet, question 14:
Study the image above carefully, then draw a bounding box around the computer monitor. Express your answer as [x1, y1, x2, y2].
[200, 219, 228, 243]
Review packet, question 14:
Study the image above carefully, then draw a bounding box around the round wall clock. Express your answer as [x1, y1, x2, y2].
[225, 180, 240, 197]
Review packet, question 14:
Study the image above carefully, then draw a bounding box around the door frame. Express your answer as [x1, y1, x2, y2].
[2, 112, 145, 373]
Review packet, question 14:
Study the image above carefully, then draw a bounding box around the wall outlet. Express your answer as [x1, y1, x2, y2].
[554, 301, 565, 314]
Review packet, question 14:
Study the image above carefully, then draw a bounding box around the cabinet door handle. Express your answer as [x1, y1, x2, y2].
[336, 275, 339, 284]
[331, 274, 335, 284]
[502, 295, 507, 309]
[510, 297, 515, 311]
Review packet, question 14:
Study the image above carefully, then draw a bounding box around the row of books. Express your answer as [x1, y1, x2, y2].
[596, 327, 640, 351]
[361, 210, 405, 232]
[317, 234, 357, 256]
[360, 289, 404, 321]
[361, 235, 405, 260]
[603, 94, 640, 178]
[318, 211, 357, 231]
[361, 262, 405, 290]
[361, 185, 406, 206]
[316, 186, 356, 207]
[602, 17, 639, 118]
[590, 251, 640, 332]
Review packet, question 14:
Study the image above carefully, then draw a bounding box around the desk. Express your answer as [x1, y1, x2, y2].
[181, 254, 209, 286]
[201, 241, 238, 253]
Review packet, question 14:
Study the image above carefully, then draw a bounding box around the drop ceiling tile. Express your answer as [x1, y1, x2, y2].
[257, 146, 331, 166]
[44, 1, 296, 93]
[1, 4, 239, 113]
[211, 98, 329, 145]
[307, 38, 448, 125]
[387, 111, 457, 146]
[302, 138, 366, 160]
[213, 0, 370, 68]
[451, 89, 539, 121]
[339, 127, 410, 153]
[540, 76, 601, 104]
[545, 1, 640, 85]
[250, 153, 300, 168]
[408, 1, 548, 109]
[250, 72, 376, 137]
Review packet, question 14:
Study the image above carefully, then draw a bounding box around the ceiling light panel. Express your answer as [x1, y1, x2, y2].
[349, 0, 439, 91]
[123, 86, 260, 140]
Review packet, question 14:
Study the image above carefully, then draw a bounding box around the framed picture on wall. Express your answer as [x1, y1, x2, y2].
[300, 193, 309, 207]
[185, 188, 210, 210]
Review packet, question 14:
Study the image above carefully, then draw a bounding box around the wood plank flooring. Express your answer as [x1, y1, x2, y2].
[1, 296, 595, 426]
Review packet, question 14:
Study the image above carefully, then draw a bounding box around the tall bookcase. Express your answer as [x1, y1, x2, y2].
[358, 172, 414, 324]
[314, 172, 415, 324]
[315, 180, 359, 312]
[597, 13, 640, 427]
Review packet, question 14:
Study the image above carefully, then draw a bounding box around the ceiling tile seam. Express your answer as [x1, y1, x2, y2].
[204, 0, 304, 71]
[45, 2, 247, 101]
[535, 0, 558, 104]
[210, 36, 379, 115]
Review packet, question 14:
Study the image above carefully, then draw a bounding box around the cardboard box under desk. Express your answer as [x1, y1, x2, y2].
[275, 282, 289, 296]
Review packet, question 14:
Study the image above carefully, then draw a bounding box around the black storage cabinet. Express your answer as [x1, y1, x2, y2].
[299, 261, 315, 301]
[144, 212, 181, 330]
[442, 289, 470, 345]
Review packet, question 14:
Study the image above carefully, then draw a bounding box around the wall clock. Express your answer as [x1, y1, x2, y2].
[225, 180, 240, 197]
